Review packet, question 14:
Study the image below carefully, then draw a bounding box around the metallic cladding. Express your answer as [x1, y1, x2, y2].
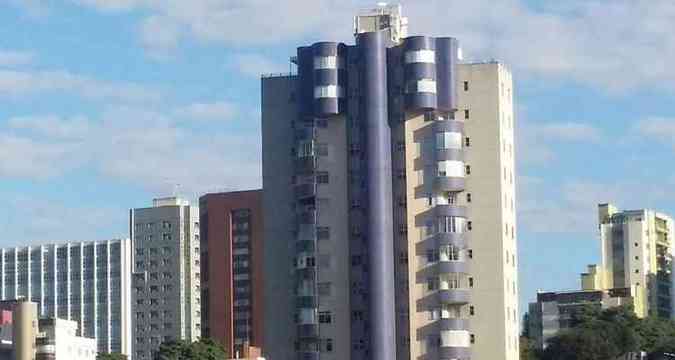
[436, 37, 459, 111]
[356, 30, 396, 360]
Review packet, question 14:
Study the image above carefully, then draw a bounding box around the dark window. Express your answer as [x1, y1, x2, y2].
[469, 277, 474, 288]
[316, 172, 329, 184]
[463, 81, 469, 91]
[465, 137, 471, 147]
[470, 306, 475, 315]
[468, 221, 473, 231]
[467, 193, 472, 203]
[465, 165, 471, 175]
[464, 109, 470, 119]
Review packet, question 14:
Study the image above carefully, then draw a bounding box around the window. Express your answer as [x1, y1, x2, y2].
[318, 311, 332, 324]
[323, 339, 334, 352]
[464, 109, 470, 119]
[436, 132, 463, 150]
[316, 172, 329, 184]
[437, 216, 466, 233]
[463, 81, 469, 91]
[317, 227, 330, 240]
[469, 277, 474, 287]
[467, 221, 473, 231]
[465, 165, 471, 175]
[163, 234, 172, 241]
[468, 249, 473, 259]
[465, 137, 471, 147]
[467, 193, 472, 203]
[427, 278, 439, 291]
[470, 306, 475, 315]
[471, 334, 475, 344]
[437, 160, 465, 177]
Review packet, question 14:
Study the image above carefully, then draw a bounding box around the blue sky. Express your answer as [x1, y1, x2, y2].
[1, 0, 675, 317]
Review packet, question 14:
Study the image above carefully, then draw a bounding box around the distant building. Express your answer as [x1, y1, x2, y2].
[0, 300, 96, 360]
[36, 318, 97, 360]
[597, 203, 674, 318]
[199, 190, 263, 356]
[527, 287, 641, 349]
[0, 240, 133, 355]
[130, 197, 201, 360]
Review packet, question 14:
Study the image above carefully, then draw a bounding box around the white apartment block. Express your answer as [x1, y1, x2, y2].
[0, 239, 132, 355]
[130, 197, 201, 360]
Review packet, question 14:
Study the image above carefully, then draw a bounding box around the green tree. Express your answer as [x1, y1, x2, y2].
[97, 353, 128, 360]
[154, 338, 228, 360]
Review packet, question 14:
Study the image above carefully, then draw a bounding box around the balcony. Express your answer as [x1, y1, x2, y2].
[297, 324, 319, 339]
[416, 261, 470, 281]
[417, 289, 470, 310]
[416, 318, 471, 338]
[434, 176, 465, 192]
[297, 351, 320, 360]
[298, 210, 317, 225]
[295, 157, 316, 174]
[294, 182, 317, 200]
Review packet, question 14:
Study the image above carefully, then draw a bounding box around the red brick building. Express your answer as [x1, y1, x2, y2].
[199, 190, 264, 356]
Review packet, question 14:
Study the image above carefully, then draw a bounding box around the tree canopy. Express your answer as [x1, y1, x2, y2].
[153, 338, 228, 360]
[97, 353, 128, 360]
[523, 305, 675, 360]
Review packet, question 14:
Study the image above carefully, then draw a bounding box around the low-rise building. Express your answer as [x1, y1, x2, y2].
[528, 286, 641, 349]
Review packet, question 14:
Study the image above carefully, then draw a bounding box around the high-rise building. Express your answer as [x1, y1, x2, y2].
[199, 190, 264, 356]
[0, 240, 132, 355]
[597, 203, 674, 318]
[261, 5, 518, 360]
[130, 197, 201, 360]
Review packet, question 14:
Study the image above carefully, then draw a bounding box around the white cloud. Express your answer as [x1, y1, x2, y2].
[517, 118, 603, 166]
[0, 107, 261, 195]
[635, 117, 675, 144]
[229, 53, 289, 78]
[174, 101, 238, 121]
[7, 115, 91, 139]
[518, 177, 675, 234]
[64, 0, 675, 93]
[537, 122, 604, 143]
[140, 15, 182, 55]
[0, 50, 34, 67]
[0, 69, 161, 103]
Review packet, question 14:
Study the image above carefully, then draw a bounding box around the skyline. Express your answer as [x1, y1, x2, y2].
[1, 0, 675, 319]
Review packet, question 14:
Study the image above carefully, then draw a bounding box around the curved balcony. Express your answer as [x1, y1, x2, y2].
[434, 176, 465, 192]
[440, 345, 471, 359]
[417, 288, 470, 310]
[435, 204, 467, 218]
[416, 318, 471, 338]
[416, 261, 470, 282]
[434, 120, 464, 133]
[295, 157, 316, 175]
[436, 148, 464, 161]
[297, 324, 319, 339]
[416, 232, 468, 255]
[294, 182, 317, 200]
[298, 351, 320, 360]
[295, 296, 318, 308]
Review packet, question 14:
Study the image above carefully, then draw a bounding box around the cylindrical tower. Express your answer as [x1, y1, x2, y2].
[356, 30, 396, 360]
[13, 300, 38, 360]
[311, 42, 345, 116]
[404, 36, 437, 111]
[435, 37, 460, 112]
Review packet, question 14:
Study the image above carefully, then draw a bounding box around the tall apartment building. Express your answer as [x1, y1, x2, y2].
[0, 240, 132, 355]
[199, 190, 264, 356]
[130, 197, 201, 360]
[597, 203, 674, 318]
[262, 5, 518, 360]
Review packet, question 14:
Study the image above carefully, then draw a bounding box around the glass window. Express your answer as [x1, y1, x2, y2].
[436, 132, 462, 150]
[437, 160, 465, 177]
